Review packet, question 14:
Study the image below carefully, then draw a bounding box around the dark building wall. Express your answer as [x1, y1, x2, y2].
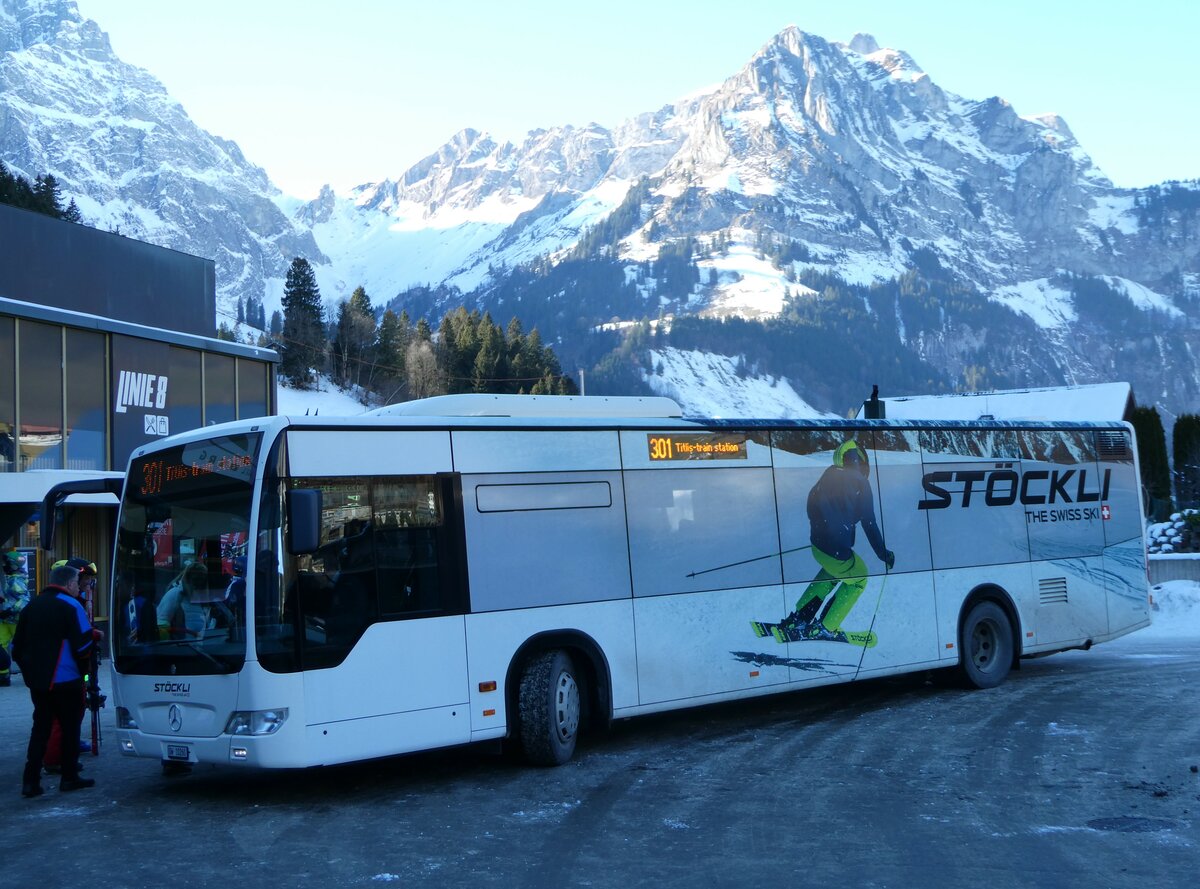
[0, 203, 215, 337]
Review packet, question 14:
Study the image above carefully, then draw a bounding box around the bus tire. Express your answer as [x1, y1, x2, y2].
[957, 600, 1014, 690]
[517, 649, 581, 766]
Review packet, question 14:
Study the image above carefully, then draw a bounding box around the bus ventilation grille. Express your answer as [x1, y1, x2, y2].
[1096, 431, 1130, 459]
[1039, 577, 1069, 605]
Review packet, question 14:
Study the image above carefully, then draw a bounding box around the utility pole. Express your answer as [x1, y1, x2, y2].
[579, 369, 585, 396]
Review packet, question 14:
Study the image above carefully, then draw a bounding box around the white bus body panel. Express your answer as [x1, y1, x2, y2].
[633, 585, 795, 704]
[854, 571, 942, 673]
[1103, 537, 1152, 636]
[302, 617, 470, 765]
[932, 563, 1034, 659]
[288, 429, 453, 476]
[464, 600, 639, 737]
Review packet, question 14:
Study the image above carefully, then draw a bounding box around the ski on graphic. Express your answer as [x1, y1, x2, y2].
[750, 620, 877, 648]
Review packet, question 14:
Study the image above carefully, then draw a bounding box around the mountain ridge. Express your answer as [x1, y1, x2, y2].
[2, 0, 1197, 417]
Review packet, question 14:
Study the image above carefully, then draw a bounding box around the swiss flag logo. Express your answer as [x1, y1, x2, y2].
[1101, 504, 1111, 521]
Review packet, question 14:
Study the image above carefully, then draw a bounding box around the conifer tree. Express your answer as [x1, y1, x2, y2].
[375, 308, 411, 403]
[472, 313, 505, 392]
[331, 285, 378, 391]
[1131, 405, 1172, 518]
[1173, 413, 1200, 509]
[280, 257, 326, 388]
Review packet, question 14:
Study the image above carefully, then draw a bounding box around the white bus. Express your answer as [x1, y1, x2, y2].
[101, 394, 1149, 769]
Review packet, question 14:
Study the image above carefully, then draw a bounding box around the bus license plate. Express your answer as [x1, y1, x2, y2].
[166, 744, 190, 761]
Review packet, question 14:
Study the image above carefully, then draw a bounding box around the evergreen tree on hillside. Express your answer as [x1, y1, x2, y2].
[1131, 405, 1172, 518]
[32, 174, 63, 216]
[0, 162, 79, 222]
[375, 309, 411, 404]
[1173, 413, 1200, 509]
[472, 313, 505, 392]
[331, 285, 378, 392]
[280, 257, 326, 388]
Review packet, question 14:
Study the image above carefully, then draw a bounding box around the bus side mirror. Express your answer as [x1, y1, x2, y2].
[286, 489, 322, 555]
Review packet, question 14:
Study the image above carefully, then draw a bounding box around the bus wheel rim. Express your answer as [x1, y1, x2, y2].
[555, 671, 580, 740]
[971, 619, 997, 671]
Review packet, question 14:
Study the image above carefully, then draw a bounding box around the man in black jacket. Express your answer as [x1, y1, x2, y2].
[12, 562, 100, 797]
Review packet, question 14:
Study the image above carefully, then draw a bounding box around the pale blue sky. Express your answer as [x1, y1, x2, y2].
[75, 0, 1197, 199]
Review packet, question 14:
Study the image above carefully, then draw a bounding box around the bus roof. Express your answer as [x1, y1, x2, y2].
[367, 394, 683, 419]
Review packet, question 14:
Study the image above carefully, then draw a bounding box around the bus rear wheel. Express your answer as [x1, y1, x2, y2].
[957, 601, 1014, 689]
[517, 649, 581, 766]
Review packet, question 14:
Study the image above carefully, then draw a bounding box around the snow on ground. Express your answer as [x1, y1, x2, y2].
[700, 247, 797, 319]
[1098, 276, 1183, 318]
[990, 278, 1077, 330]
[878, 381, 1131, 421]
[1143, 580, 1200, 639]
[645, 347, 836, 418]
[1086, 194, 1139, 235]
[277, 377, 372, 418]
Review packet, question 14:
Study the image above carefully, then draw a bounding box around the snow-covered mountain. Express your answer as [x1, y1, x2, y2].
[3, 0, 1198, 416]
[0, 0, 320, 308]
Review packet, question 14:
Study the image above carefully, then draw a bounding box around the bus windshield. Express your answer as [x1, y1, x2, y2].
[112, 432, 262, 675]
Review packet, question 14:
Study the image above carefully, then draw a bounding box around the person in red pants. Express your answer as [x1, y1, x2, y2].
[14, 562, 100, 796]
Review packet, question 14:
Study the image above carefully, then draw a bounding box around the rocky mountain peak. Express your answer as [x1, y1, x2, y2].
[847, 32, 880, 55]
[1, 0, 74, 49]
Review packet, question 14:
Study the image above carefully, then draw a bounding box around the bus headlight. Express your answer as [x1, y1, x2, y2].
[116, 707, 139, 729]
[225, 708, 289, 736]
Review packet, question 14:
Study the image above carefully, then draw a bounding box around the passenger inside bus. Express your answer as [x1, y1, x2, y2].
[155, 561, 209, 640]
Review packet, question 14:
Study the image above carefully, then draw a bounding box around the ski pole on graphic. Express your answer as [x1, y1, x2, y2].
[687, 544, 814, 579]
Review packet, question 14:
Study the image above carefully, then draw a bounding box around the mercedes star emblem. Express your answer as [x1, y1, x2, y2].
[168, 704, 183, 733]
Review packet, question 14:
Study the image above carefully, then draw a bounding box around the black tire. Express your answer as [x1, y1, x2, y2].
[957, 600, 1014, 689]
[517, 649, 581, 766]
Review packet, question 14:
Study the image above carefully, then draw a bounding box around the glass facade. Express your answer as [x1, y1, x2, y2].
[19, 321, 63, 470]
[0, 314, 275, 474]
[0, 317, 13, 472]
[238, 357, 269, 420]
[205, 353, 236, 426]
[169, 346, 202, 434]
[65, 327, 108, 470]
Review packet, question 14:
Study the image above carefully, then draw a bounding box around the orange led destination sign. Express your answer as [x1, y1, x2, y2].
[647, 432, 748, 462]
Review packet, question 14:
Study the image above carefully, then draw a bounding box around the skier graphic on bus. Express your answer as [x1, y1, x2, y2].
[752, 439, 894, 647]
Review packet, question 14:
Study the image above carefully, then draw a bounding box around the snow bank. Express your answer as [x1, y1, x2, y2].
[1143, 581, 1200, 638]
[277, 377, 372, 417]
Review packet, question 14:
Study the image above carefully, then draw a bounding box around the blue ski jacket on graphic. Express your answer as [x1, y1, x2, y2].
[806, 464, 887, 562]
[11, 586, 94, 690]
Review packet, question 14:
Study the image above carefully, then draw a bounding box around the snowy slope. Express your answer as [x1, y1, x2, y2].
[644, 348, 836, 418]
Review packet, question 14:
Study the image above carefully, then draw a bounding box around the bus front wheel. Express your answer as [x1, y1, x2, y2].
[957, 601, 1014, 690]
[517, 649, 581, 766]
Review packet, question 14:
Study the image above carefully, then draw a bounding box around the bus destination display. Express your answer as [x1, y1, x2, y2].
[647, 432, 748, 462]
[136, 435, 259, 497]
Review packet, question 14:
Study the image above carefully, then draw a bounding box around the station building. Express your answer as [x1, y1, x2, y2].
[0, 202, 277, 623]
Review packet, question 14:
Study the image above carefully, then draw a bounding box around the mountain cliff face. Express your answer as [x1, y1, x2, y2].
[2, 1, 1197, 416]
[0, 0, 321, 310]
